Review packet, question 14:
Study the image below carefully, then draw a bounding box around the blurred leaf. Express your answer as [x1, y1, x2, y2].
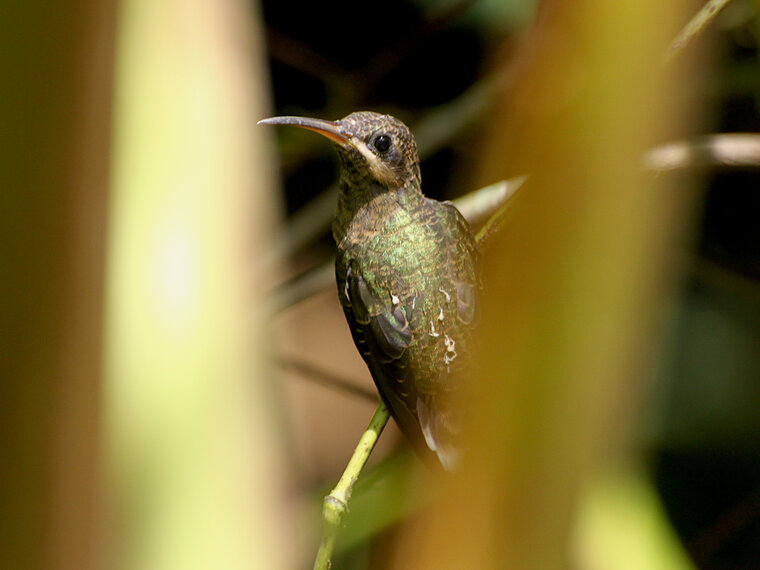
[573, 466, 695, 570]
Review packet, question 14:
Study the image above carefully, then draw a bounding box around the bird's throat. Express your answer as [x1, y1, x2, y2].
[333, 182, 425, 248]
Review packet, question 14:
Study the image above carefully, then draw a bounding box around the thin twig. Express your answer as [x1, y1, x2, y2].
[413, 75, 500, 159]
[664, 0, 734, 64]
[313, 402, 390, 570]
[473, 176, 527, 248]
[272, 185, 338, 261]
[642, 133, 760, 172]
[273, 260, 335, 312]
[688, 484, 760, 565]
[351, 0, 479, 102]
[278, 356, 377, 402]
[265, 28, 348, 86]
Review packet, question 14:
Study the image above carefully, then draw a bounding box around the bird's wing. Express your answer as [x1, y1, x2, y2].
[335, 202, 480, 470]
[412, 201, 481, 470]
[441, 201, 481, 324]
[335, 256, 439, 465]
[416, 393, 463, 471]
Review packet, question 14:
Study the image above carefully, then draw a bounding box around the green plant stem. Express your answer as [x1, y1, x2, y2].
[313, 401, 390, 570]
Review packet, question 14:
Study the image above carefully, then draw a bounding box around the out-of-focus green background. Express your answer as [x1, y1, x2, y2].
[2, 0, 759, 568]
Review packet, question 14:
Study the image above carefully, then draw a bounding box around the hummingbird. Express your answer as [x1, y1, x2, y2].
[260, 112, 480, 470]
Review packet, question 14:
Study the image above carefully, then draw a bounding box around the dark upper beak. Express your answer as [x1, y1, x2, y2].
[257, 116, 353, 149]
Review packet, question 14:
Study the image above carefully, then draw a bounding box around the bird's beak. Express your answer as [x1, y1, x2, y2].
[257, 116, 353, 149]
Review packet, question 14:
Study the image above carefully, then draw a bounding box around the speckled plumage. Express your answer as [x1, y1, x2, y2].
[262, 111, 480, 470]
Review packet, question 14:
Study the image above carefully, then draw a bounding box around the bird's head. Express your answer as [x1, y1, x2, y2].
[259, 111, 420, 192]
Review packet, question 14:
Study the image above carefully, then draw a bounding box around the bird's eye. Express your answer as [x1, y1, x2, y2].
[373, 134, 392, 153]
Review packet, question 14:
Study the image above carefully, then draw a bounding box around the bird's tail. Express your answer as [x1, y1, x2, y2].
[416, 394, 463, 471]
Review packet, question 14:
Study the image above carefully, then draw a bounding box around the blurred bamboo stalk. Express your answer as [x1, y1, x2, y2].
[394, 1, 697, 567]
[0, 1, 116, 568]
[104, 0, 290, 568]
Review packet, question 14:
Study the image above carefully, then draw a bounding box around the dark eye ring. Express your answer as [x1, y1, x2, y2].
[373, 134, 392, 153]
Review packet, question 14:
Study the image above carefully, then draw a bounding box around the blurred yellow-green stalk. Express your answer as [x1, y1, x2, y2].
[104, 0, 290, 568]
